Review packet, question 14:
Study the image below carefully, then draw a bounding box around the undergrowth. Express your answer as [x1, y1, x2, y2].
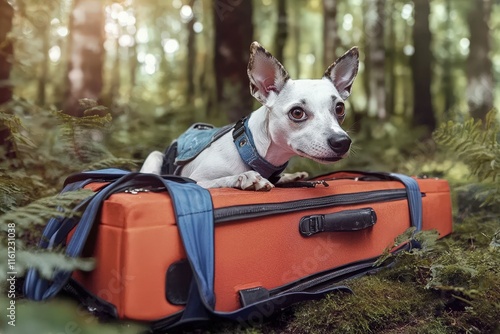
[0, 106, 499, 333]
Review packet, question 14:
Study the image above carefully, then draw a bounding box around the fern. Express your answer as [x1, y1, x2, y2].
[85, 157, 140, 171]
[0, 189, 93, 230]
[433, 110, 500, 205]
[0, 247, 96, 281]
[52, 106, 113, 163]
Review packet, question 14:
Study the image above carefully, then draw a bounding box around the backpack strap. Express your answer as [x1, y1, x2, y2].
[164, 178, 353, 330]
[388, 173, 422, 233]
[23, 170, 196, 301]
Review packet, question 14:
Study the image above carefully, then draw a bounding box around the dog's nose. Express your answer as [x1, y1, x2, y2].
[328, 134, 351, 155]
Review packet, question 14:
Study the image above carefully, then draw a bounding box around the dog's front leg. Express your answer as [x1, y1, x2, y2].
[197, 171, 274, 191]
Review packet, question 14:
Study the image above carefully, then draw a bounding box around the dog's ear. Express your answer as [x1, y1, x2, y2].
[324, 47, 359, 100]
[247, 41, 290, 104]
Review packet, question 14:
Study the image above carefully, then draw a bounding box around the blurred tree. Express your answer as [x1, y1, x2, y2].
[0, 0, 13, 105]
[411, 0, 436, 133]
[466, 0, 493, 122]
[33, 4, 56, 107]
[292, 0, 302, 77]
[0, 0, 14, 161]
[213, 0, 254, 122]
[363, 0, 386, 119]
[275, 0, 288, 62]
[322, 0, 341, 66]
[63, 0, 105, 117]
[186, 0, 197, 101]
[386, 0, 396, 117]
[441, 0, 455, 115]
[109, 35, 120, 106]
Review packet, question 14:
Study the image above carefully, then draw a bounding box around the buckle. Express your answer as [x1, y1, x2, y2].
[299, 214, 325, 237]
[232, 117, 247, 140]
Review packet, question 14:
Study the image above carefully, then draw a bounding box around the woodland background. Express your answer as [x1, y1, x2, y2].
[0, 0, 499, 333]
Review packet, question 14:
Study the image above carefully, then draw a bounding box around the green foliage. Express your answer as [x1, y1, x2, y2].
[433, 110, 500, 206]
[0, 98, 138, 208]
[1, 297, 145, 334]
[0, 189, 92, 229]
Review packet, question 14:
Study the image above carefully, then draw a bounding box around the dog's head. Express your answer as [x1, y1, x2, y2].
[247, 42, 359, 163]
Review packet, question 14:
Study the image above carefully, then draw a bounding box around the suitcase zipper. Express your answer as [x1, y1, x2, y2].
[214, 189, 415, 224]
[117, 184, 418, 224]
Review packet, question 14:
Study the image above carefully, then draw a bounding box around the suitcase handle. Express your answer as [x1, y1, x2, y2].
[299, 207, 377, 237]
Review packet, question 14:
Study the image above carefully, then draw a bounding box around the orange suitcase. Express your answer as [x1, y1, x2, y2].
[24, 169, 453, 330]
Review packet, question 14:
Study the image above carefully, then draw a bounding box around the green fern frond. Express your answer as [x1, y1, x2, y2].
[0, 112, 37, 158]
[52, 109, 113, 163]
[0, 247, 95, 281]
[84, 157, 139, 171]
[0, 189, 93, 230]
[433, 110, 500, 205]
[0, 170, 48, 212]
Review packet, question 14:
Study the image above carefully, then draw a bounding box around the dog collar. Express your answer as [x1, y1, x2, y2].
[232, 117, 288, 184]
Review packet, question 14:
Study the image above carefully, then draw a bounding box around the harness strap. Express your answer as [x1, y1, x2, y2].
[162, 117, 288, 184]
[232, 117, 287, 184]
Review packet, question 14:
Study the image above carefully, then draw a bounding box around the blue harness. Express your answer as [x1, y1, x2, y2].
[162, 117, 287, 184]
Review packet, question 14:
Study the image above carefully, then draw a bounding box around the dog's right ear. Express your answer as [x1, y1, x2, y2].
[247, 41, 290, 105]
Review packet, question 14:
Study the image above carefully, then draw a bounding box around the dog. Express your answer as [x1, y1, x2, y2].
[140, 42, 359, 191]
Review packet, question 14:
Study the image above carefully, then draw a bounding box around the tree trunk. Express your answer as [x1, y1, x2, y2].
[275, 0, 288, 63]
[466, 0, 493, 122]
[108, 38, 120, 105]
[213, 0, 254, 122]
[322, 0, 341, 68]
[0, 0, 15, 161]
[386, 0, 396, 118]
[411, 0, 436, 133]
[63, 0, 105, 117]
[364, 0, 386, 119]
[34, 7, 52, 106]
[186, 0, 197, 101]
[441, 0, 454, 115]
[0, 0, 13, 105]
[293, 0, 301, 77]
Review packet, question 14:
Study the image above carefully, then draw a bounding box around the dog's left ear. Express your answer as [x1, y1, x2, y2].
[248, 41, 290, 105]
[324, 47, 359, 100]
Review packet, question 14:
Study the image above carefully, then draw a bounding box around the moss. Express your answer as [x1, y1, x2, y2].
[286, 277, 441, 334]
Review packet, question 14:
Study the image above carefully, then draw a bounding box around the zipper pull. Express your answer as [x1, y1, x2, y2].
[125, 187, 150, 195]
[311, 180, 329, 187]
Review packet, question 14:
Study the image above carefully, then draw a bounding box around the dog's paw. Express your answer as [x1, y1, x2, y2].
[236, 171, 274, 191]
[277, 171, 309, 184]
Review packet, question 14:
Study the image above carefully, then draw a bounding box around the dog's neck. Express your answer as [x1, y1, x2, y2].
[247, 106, 295, 167]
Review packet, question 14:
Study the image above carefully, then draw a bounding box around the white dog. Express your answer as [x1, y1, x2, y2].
[141, 42, 359, 191]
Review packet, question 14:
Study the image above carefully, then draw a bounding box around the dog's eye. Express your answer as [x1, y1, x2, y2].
[289, 108, 307, 121]
[335, 103, 345, 117]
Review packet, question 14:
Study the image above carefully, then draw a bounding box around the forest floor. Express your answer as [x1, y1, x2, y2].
[4, 189, 499, 334]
